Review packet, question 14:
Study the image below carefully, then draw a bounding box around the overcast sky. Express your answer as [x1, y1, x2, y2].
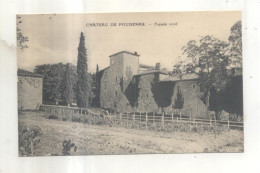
[17, 11, 241, 73]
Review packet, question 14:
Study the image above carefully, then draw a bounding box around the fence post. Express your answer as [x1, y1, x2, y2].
[120, 113, 122, 125]
[161, 112, 164, 129]
[115, 111, 116, 124]
[189, 110, 192, 132]
[126, 112, 128, 126]
[210, 119, 212, 126]
[171, 113, 174, 130]
[153, 112, 155, 125]
[133, 111, 135, 122]
[228, 119, 230, 130]
[180, 111, 182, 120]
[145, 112, 148, 128]
[177, 117, 179, 125]
[140, 112, 141, 126]
[80, 109, 82, 115]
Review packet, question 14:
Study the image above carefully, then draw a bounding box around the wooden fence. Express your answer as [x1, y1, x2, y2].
[40, 105, 243, 131]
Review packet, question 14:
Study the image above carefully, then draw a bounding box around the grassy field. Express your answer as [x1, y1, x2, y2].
[18, 111, 244, 156]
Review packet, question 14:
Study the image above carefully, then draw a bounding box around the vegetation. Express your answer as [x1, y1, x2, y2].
[76, 32, 94, 108]
[19, 125, 42, 156]
[62, 139, 77, 155]
[151, 74, 175, 112]
[62, 63, 74, 106]
[17, 15, 29, 50]
[34, 63, 77, 105]
[173, 20, 242, 118]
[173, 87, 184, 109]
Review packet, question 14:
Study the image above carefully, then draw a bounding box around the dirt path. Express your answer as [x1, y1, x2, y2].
[18, 111, 243, 156]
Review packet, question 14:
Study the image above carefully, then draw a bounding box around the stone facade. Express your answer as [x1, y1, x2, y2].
[97, 51, 208, 118]
[18, 69, 43, 110]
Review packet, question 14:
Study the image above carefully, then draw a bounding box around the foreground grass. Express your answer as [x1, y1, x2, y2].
[18, 111, 244, 156]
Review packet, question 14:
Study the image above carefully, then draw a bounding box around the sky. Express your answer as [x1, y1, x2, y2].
[17, 11, 241, 73]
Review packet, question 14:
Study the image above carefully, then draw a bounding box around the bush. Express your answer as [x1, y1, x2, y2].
[72, 115, 82, 122]
[19, 125, 42, 156]
[62, 139, 77, 155]
[48, 114, 58, 119]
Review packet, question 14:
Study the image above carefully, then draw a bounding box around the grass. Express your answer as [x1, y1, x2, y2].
[18, 110, 244, 156]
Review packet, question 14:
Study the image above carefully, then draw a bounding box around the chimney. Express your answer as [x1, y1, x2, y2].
[155, 63, 160, 70]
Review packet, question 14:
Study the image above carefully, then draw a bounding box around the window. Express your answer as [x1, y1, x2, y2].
[115, 91, 117, 96]
[116, 77, 117, 82]
[147, 93, 149, 98]
[192, 84, 196, 90]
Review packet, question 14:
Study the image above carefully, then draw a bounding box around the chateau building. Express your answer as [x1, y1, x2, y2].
[96, 51, 209, 118]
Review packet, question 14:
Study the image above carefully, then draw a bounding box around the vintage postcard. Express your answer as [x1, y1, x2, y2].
[17, 12, 243, 156]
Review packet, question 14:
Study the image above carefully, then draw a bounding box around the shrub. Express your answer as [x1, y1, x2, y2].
[19, 125, 42, 156]
[48, 114, 58, 119]
[72, 115, 82, 122]
[62, 139, 77, 155]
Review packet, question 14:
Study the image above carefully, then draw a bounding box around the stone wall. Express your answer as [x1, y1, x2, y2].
[164, 80, 208, 118]
[137, 73, 159, 112]
[18, 76, 43, 110]
[100, 52, 139, 112]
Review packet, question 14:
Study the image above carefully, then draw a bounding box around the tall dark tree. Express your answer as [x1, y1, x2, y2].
[173, 87, 184, 109]
[96, 64, 99, 74]
[76, 32, 92, 108]
[62, 63, 74, 106]
[151, 74, 175, 112]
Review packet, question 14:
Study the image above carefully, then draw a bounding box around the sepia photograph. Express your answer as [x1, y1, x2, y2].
[17, 12, 243, 156]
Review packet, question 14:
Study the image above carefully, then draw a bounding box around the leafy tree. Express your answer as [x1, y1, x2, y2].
[227, 21, 242, 68]
[76, 32, 93, 108]
[181, 35, 229, 117]
[16, 15, 29, 50]
[34, 63, 77, 105]
[172, 60, 183, 77]
[62, 63, 74, 106]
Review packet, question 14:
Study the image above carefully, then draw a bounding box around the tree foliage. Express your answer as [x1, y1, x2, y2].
[62, 63, 74, 106]
[151, 74, 175, 112]
[181, 35, 229, 115]
[17, 15, 29, 50]
[173, 87, 184, 109]
[174, 21, 242, 118]
[34, 63, 77, 105]
[76, 32, 93, 108]
[228, 21, 242, 67]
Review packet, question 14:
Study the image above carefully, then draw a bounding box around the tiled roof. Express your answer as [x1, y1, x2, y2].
[161, 73, 198, 82]
[139, 64, 155, 69]
[17, 68, 42, 78]
[109, 51, 140, 57]
[134, 69, 169, 76]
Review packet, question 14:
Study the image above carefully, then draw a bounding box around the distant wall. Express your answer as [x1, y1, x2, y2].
[18, 76, 43, 110]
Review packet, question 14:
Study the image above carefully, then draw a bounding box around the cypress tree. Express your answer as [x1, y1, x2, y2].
[76, 32, 91, 108]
